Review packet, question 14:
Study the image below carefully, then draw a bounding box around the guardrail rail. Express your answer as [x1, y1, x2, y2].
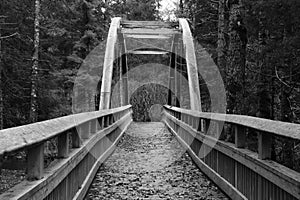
[0, 105, 132, 200]
[163, 105, 300, 200]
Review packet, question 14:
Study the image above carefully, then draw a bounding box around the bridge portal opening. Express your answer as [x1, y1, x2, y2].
[130, 83, 179, 122]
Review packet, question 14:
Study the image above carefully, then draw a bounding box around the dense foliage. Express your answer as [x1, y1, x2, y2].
[0, 0, 160, 128]
[0, 0, 299, 170]
[178, 0, 300, 171]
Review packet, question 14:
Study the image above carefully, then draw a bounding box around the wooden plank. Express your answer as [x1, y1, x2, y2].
[235, 125, 246, 148]
[90, 120, 97, 134]
[258, 131, 272, 160]
[27, 143, 44, 180]
[164, 105, 300, 140]
[0, 105, 131, 155]
[72, 117, 132, 200]
[164, 118, 247, 200]
[0, 112, 132, 200]
[164, 112, 300, 199]
[58, 132, 69, 158]
[71, 128, 81, 148]
[80, 122, 90, 140]
[203, 119, 210, 134]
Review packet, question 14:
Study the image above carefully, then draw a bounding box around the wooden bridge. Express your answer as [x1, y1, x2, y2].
[0, 18, 300, 200]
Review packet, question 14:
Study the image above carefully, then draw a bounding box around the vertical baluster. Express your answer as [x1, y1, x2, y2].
[194, 117, 199, 130]
[216, 120, 224, 139]
[81, 122, 90, 139]
[110, 114, 114, 124]
[235, 125, 246, 148]
[104, 116, 109, 127]
[90, 119, 97, 134]
[58, 132, 69, 158]
[203, 119, 210, 134]
[71, 128, 81, 148]
[191, 116, 195, 128]
[258, 131, 272, 159]
[96, 117, 101, 131]
[197, 118, 202, 132]
[27, 143, 44, 180]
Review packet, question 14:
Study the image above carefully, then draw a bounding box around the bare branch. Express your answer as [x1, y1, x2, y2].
[275, 66, 300, 93]
[0, 32, 19, 39]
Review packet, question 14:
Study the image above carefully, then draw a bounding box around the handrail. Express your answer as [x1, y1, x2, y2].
[0, 105, 132, 200]
[163, 105, 300, 200]
[164, 105, 300, 140]
[0, 105, 131, 155]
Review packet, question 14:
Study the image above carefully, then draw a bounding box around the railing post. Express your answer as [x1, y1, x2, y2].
[98, 117, 103, 129]
[258, 132, 272, 159]
[203, 119, 210, 134]
[188, 115, 191, 126]
[215, 120, 224, 139]
[194, 117, 199, 130]
[197, 118, 202, 132]
[192, 116, 196, 129]
[27, 143, 44, 180]
[90, 119, 97, 134]
[235, 125, 246, 148]
[115, 113, 119, 121]
[81, 122, 90, 139]
[96, 117, 101, 131]
[110, 115, 114, 124]
[104, 116, 109, 127]
[71, 128, 81, 148]
[58, 132, 69, 158]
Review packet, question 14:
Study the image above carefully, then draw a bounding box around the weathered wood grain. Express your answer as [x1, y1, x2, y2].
[0, 110, 132, 200]
[164, 110, 300, 199]
[164, 117, 247, 200]
[0, 105, 131, 155]
[164, 105, 300, 140]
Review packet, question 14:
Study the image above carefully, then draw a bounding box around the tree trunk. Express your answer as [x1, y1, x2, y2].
[226, 0, 247, 115]
[280, 85, 295, 168]
[0, 18, 3, 129]
[256, 8, 277, 161]
[29, 0, 40, 123]
[257, 10, 270, 119]
[179, 0, 184, 15]
[217, 0, 227, 83]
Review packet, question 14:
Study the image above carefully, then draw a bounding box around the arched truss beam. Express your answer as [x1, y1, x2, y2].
[178, 18, 202, 111]
[118, 30, 129, 106]
[99, 17, 122, 110]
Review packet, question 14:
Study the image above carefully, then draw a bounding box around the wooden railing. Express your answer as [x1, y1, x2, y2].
[163, 105, 300, 200]
[0, 105, 132, 200]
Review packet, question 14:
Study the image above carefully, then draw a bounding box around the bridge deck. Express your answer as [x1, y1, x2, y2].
[85, 122, 228, 199]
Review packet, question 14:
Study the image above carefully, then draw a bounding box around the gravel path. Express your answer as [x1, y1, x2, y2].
[85, 122, 229, 200]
